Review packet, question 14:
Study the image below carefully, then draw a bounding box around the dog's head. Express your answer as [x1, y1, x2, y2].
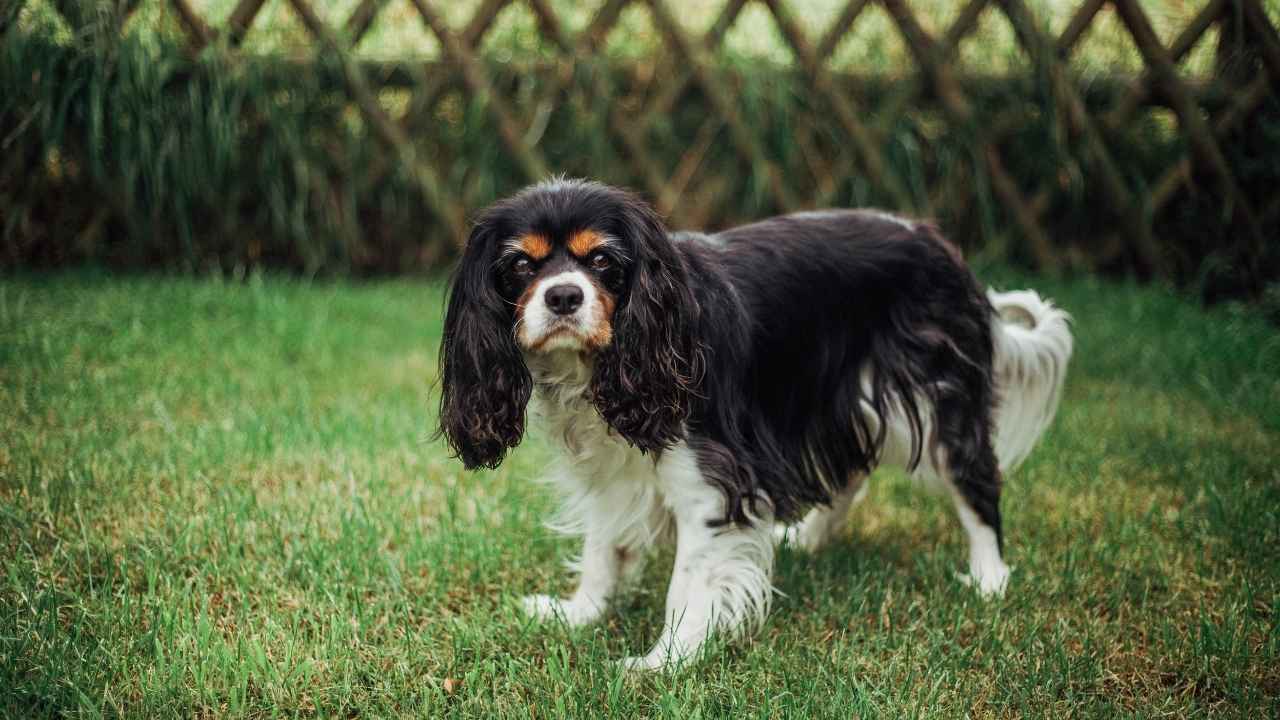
[438, 179, 702, 469]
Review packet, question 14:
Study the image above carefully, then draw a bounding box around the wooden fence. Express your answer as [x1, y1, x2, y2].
[5, 0, 1279, 292]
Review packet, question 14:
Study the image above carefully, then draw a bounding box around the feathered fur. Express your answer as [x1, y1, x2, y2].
[437, 179, 1073, 669]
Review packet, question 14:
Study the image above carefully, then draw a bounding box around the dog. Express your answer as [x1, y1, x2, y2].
[437, 178, 1072, 670]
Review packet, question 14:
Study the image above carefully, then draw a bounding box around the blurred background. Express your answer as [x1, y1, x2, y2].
[5, 4, 1280, 715]
[2, 0, 1277, 304]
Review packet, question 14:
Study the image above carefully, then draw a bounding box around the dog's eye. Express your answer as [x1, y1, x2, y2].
[512, 257, 534, 275]
[589, 253, 611, 271]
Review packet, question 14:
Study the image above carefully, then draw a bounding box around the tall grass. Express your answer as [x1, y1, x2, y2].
[2, 3, 1277, 297]
[1, 23, 437, 273]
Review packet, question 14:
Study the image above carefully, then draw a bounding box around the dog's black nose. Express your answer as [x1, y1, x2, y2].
[544, 284, 584, 315]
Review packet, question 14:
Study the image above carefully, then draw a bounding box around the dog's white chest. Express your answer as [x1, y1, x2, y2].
[528, 353, 657, 488]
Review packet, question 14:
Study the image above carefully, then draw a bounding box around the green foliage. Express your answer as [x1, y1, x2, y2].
[2, 4, 1277, 298]
[1, 25, 442, 273]
[1, 269, 1278, 717]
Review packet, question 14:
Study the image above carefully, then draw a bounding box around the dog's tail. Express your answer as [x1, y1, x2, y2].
[988, 288, 1073, 473]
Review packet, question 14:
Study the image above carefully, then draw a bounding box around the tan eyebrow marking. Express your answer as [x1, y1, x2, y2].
[567, 230, 606, 258]
[515, 233, 552, 260]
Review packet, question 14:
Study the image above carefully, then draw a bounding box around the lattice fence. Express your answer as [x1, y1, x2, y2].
[4, 0, 1278, 292]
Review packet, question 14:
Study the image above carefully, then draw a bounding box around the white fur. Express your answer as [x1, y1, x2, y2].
[774, 474, 867, 552]
[627, 446, 774, 670]
[517, 270, 600, 351]
[948, 483, 1009, 596]
[987, 289, 1073, 472]
[791, 208, 917, 231]
[532, 175, 576, 194]
[522, 352, 774, 670]
[857, 208, 917, 231]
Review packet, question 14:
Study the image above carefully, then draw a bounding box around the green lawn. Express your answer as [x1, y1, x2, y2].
[1, 267, 1277, 718]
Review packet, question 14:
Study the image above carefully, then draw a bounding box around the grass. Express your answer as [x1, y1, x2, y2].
[1, 266, 1278, 718]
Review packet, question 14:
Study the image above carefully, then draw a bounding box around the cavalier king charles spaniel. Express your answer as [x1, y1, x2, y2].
[438, 178, 1072, 670]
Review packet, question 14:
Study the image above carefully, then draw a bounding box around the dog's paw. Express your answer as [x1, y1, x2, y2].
[955, 564, 1010, 598]
[520, 594, 602, 627]
[772, 522, 827, 553]
[617, 653, 672, 673]
[618, 655, 658, 672]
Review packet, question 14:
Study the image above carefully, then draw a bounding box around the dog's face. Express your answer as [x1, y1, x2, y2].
[437, 180, 703, 470]
[500, 227, 626, 354]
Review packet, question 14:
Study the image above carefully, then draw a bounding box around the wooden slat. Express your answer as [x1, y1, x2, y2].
[1056, 0, 1106, 56]
[367, 0, 627, 209]
[408, 0, 513, 130]
[227, 0, 268, 46]
[1242, 0, 1280, 96]
[521, 0, 677, 213]
[579, 0, 634, 52]
[629, 0, 747, 138]
[1149, 73, 1270, 212]
[285, 0, 466, 244]
[461, 0, 515, 47]
[577, 0, 692, 213]
[645, 0, 796, 211]
[523, 0, 688, 218]
[522, 0, 611, 136]
[408, 0, 549, 182]
[663, 116, 724, 215]
[762, 0, 914, 210]
[602, 0, 740, 215]
[872, 0, 991, 142]
[168, 0, 215, 51]
[943, 0, 993, 50]
[344, 0, 390, 47]
[525, 0, 572, 49]
[88, 0, 1280, 276]
[879, 0, 1056, 268]
[794, 122, 840, 201]
[611, 110, 682, 211]
[520, 0, 581, 134]
[1103, 0, 1228, 133]
[979, 0, 1110, 165]
[998, 0, 1160, 273]
[817, 0, 872, 59]
[1111, 0, 1266, 255]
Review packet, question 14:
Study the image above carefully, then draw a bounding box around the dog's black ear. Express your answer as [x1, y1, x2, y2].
[438, 215, 531, 469]
[590, 192, 702, 454]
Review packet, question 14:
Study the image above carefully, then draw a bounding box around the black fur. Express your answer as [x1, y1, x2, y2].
[438, 182, 702, 463]
[588, 192, 704, 454]
[684, 212, 999, 538]
[439, 183, 1002, 544]
[437, 212, 533, 469]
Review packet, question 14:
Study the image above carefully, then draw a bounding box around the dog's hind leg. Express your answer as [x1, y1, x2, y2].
[774, 473, 868, 552]
[948, 481, 1009, 597]
[934, 414, 1009, 597]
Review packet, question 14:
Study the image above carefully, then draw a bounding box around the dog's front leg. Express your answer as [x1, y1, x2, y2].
[523, 480, 657, 627]
[522, 532, 628, 627]
[622, 449, 775, 670]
